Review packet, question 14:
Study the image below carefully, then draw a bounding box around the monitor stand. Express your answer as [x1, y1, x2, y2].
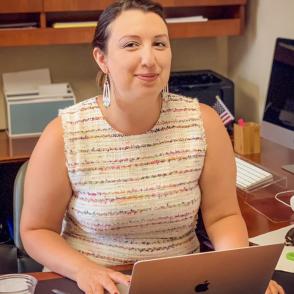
[282, 164, 294, 174]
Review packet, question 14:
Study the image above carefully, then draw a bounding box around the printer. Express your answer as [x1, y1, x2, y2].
[169, 70, 234, 117]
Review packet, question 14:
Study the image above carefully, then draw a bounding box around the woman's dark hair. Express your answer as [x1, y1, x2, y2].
[92, 0, 165, 52]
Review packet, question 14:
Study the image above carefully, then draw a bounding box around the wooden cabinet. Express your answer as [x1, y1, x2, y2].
[43, 0, 114, 12]
[0, 0, 247, 47]
[0, 0, 43, 13]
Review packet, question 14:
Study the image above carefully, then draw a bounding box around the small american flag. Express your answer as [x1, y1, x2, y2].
[212, 95, 234, 126]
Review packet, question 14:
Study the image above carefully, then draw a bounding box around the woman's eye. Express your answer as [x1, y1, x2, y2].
[123, 42, 139, 48]
[154, 41, 167, 48]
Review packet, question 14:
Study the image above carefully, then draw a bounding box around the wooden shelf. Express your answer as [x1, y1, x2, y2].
[0, 0, 42, 13]
[43, 0, 114, 12]
[43, 0, 246, 10]
[159, 0, 247, 7]
[0, 28, 95, 46]
[169, 19, 243, 38]
[0, 0, 247, 47]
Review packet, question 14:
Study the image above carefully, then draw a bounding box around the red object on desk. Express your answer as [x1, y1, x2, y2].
[238, 118, 245, 127]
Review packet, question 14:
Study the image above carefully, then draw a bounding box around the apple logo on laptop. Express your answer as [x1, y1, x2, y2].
[195, 280, 210, 292]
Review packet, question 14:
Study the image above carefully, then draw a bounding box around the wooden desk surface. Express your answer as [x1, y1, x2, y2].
[0, 131, 39, 163]
[30, 264, 133, 281]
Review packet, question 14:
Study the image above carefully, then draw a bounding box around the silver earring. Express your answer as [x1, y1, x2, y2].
[162, 84, 169, 99]
[103, 75, 111, 108]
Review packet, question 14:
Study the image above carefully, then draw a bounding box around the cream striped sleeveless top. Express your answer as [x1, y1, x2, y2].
[59, 93, 207, 266]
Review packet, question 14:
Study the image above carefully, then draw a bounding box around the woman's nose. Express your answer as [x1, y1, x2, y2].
[141, 46, 156, 67]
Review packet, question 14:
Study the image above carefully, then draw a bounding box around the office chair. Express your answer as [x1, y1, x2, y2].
[13, 160, 43, 273]
[196, 210, 214, 252]
[0, 245, 17, 274]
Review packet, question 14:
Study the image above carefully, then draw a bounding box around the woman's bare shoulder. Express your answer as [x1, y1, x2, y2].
[198, 102, 224, 134]
[29, 116, 65, 164]
[38, 116, 63, 146]
[43, 116, 63, 137]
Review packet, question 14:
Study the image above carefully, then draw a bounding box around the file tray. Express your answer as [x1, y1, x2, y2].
[236, 155, 287, 193]
[3, 68, 76, 138]
[5, 83, 76, 138]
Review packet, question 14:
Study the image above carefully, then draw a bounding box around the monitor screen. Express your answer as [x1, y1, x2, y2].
[261, 37, 294, 150]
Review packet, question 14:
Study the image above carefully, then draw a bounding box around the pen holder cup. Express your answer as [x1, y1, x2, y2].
[233, 122, 261, 155]
[0, 274, 37, 294]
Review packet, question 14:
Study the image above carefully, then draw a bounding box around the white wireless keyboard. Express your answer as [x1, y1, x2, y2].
[235, 157, 274, 190]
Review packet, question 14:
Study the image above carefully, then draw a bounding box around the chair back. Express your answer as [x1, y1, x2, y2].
[13, 160, 42, 272]
[13, 161, 28, 252]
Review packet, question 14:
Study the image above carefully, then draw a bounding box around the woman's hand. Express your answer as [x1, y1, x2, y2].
[265, 280, 285, 294]
[76, 262, 131, 294]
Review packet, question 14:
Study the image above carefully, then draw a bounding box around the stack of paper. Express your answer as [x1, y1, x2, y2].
[249, 225, 294, 273]
[2, 68, 75, 102]
[166, 16, 208, 23]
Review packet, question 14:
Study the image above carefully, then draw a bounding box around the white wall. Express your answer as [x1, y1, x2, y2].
[0, 38, 228, 130]
[228, 0, 294, 122]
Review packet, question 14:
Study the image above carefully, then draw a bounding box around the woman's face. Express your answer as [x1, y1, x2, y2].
[94, 9, 172, 105]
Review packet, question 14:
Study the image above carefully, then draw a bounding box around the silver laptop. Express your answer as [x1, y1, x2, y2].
[116, 243, 283, 294]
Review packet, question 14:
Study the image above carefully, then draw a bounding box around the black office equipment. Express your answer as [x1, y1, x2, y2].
[169, 70, 235, 116]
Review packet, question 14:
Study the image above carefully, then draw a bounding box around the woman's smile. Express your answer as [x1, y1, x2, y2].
[135, 73, 159, 82]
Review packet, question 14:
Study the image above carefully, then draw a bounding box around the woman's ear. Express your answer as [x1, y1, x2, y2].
[93, 47, 108, 73]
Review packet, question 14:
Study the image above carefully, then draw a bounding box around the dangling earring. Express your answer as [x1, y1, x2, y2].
[102, 74, 111, 108]
[162, 84, 169, 99]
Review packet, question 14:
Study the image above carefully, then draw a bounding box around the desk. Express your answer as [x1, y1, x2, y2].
[30, 266, 294, 293]
[30, 264, 132, 281]
[0, 131, 38, 162]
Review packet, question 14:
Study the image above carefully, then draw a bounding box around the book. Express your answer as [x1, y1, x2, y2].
[52, 21, 97, 29]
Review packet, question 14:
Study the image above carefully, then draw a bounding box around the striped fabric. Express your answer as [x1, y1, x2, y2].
[59, 93, 207, 266]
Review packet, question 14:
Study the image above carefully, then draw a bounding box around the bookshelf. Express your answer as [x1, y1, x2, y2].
[0, 0, 247, 47]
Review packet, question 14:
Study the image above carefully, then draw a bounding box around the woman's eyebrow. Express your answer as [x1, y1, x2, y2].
[154, 34, 169, 38]
[119, 35, 140, 41]
[119, 34, 168, 41]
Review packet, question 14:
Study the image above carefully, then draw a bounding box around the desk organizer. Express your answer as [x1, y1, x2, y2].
[234, 122, 261, 155]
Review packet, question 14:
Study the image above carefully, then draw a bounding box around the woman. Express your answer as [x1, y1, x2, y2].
[21, 1, 284, 293]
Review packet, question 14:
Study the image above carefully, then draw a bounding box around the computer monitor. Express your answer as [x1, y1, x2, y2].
[261, 37, 294, 153]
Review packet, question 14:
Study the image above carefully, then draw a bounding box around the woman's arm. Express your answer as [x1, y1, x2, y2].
[199, 103, 248, 249]
[21, 117, 129, 294]
[199, 104, 284, 294]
